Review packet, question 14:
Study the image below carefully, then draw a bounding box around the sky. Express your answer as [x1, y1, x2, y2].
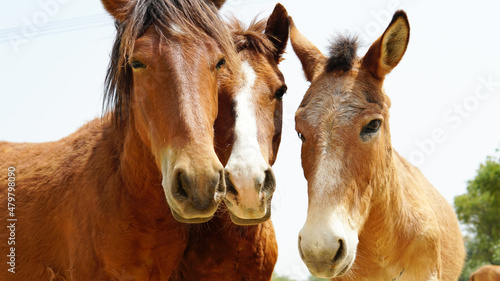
[1, 0, 500, 280]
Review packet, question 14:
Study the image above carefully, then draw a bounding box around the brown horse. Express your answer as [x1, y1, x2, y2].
[218, 5, 289, 225]
[0, 0, 237, 279]
[170, 4, 289, 280]
[290, 10, 465, 280]
[470, 265, 500, 281]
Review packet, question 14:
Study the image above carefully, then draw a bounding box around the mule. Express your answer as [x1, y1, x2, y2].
[0, 0, 237, 279]
[290, 10, 465, 280]
[170, 3, 289, 280]
[470, 265, 500, 281]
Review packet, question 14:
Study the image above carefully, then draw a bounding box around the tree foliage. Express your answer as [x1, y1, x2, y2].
[271, 273, 298, 281]
[454, 152, 500, 280]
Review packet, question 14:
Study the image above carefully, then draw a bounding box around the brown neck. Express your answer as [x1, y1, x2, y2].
[118, 115, 166, 205]
[358, 148, 409, 263]
[373, 149, 403, 215]
[92, 112, 167, 216]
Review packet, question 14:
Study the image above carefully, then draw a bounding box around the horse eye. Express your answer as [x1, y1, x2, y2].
[361, 119, 382, 136]
[297, 132, 305, 143]
[215, 58, 226, 70]
[131, 60, 146, 69]
[275, 85, 287, 100]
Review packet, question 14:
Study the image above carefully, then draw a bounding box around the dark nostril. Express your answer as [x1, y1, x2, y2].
[333, 239, 346, 263]
[261, 169, 276, 194]
[216, 170, 226, 195]
[298, 235, 305, 259]
[175, 171, 189, 200]
[225, 172, 238, 196]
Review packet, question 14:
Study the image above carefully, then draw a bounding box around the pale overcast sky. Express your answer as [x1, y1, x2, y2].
[1, 0, 500, 280]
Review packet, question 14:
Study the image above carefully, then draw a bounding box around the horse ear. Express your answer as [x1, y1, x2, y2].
[209, 0, 226, 9]
[101, 0, 134, 21]
[265, 3, 290, 63]
[289, 16, 326, 82]
[361, 10, 410, 80]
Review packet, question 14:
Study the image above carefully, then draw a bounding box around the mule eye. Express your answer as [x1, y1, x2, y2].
[215, 58, 226, 70]
[131, 60, 146, 69]
[360, 119, 382, 140]
[297, 132, 305, 143]
[275, 85, 287, 100]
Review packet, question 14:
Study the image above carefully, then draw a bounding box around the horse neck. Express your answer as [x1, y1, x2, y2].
[90, 113, 163, 209]
[118, 116, 164, 202]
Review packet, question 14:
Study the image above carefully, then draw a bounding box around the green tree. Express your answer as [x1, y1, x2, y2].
[454, 152, 500, 280]
[271, 273, 298, 281]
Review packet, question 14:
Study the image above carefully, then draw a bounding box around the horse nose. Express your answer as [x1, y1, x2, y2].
[172, 167, 225, 209]
[223, 165, 275, 222]
[226, 168, 275, 196]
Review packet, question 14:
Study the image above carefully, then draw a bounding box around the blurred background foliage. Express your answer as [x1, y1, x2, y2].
[455, 148, 500, 280]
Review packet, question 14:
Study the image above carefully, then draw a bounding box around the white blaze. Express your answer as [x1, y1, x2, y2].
[225, 61, 270, 217]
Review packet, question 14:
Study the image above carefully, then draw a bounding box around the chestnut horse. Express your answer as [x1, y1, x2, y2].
[0, 0, 237, 279]
[170, 4, 289, 280]
[470, 265, 500, 281]
[291, 11, 465, 280]
[219, 5, 289, 225]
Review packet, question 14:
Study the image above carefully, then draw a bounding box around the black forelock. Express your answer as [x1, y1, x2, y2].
[326, 34, 359, 73]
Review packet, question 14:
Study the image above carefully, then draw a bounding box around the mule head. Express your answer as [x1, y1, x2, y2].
[215, 3, 289, 225]
[291, 11, 409, 277]
[102, 0, 239, 223]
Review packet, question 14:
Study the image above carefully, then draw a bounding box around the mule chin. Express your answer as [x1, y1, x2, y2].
[304, 258, 354, 279]
[228, 208, 271, 225]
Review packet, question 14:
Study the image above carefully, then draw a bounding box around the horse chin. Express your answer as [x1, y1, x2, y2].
[170, 209, 213, 224]
[223, 193, 273, 225]
[228, 208, 271, 225]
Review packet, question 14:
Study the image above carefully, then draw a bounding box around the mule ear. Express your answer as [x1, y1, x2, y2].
[101, 0, 134, 22]
[208, 0, 226, 9]
[265, 3, 290, 63]
[361, 10, 410, 80]
[289, 16, 327, 82]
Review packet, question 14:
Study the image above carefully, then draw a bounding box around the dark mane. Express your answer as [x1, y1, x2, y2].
[103, 0, 237, 123]
[228, 17, 276, 57]
[326, 34, 359, 73]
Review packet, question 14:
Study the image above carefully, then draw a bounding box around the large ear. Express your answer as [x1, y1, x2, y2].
[289, 16, 327, 82]
[209, 0, 226, 9]
[265, 3, 290, 63]
[361, 10, 410, 80]
[101, 0, 134, 22]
